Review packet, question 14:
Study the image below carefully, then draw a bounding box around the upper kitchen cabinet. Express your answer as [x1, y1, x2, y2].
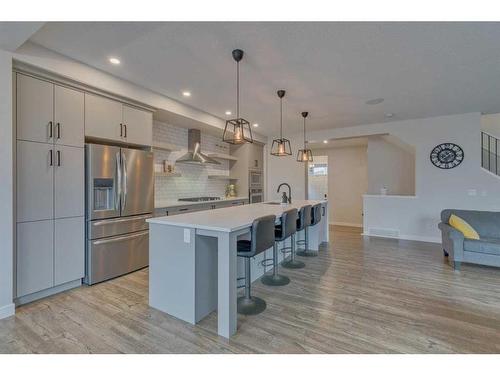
[85, 93, 153, 146]
[122, 105, 153, 146]
[54, 85, 85, 147]
[248, 143, 264, 170]
[16, 74, 54, 144]
[85, 93, 123, 142]
[16, 74, 85, 147]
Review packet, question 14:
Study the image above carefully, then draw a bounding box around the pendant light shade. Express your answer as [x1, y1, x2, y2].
[271, 90, 292, 156]
[296, 111, 314, 162]
[223, 49, 253, 144]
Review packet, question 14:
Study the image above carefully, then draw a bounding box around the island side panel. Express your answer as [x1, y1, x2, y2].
[216, 231, 238, 338]
[195, 234, 218, 322]
[149, 223, 197, 324]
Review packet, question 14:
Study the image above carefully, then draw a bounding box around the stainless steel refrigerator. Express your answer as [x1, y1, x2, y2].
[84, 143, 154, 285]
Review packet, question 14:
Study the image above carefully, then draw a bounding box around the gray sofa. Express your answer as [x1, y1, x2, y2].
[439, 209, 500, 270]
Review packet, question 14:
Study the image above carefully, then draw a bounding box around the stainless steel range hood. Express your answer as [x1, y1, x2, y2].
[176, 129, 221, 165]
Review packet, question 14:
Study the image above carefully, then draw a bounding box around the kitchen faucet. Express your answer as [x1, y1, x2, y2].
[277, 183, 292, 204]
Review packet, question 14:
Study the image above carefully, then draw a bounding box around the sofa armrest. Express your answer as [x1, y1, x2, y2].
[438, 222, 464, 261]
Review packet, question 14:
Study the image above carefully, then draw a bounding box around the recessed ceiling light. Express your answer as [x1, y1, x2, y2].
[225, 111, 232, 116]
[366, 98, 384, 105]
[385, 113, 394, 118]
[323, 140, 328, 144]
[253, 123, 259, 127]
[109, 57, 121, 65]
[182, 91, 191, 97]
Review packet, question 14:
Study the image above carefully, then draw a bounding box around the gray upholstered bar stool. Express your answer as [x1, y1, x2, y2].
[237, 214, 276, 315]
[261, 208, 298, 286]
[281, 206, 307, 269]
[296, 203, 321, 257]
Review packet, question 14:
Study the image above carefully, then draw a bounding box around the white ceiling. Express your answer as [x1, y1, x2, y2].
[27, 22, 500, 136]
[0, 22, 43, 51]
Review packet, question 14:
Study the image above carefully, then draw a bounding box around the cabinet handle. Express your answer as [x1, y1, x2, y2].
[49, 149, 53, 166]
[57, 122, 61, 139]
[179, 208, 189, 212]
[120, 123, 123, 137]
[57, 150, 61, 166]
[322, 206, 325, 216]
[124, 124, 127, 138]
[48, 121, 53, 139]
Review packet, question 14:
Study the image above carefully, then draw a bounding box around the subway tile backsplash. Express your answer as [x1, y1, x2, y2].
[153, 120, 230, 201]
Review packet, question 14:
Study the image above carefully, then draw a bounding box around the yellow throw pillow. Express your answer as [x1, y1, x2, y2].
[449, 214, 480, 240]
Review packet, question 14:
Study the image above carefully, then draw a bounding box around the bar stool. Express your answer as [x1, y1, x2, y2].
[281, 206, 307, 269]
[296, 204, 321, 257]
[261, 208, 298, 286]
[237, 214, 276, 315]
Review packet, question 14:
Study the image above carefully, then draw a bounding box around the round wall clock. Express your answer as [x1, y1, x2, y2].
[430, 143, 464, 169]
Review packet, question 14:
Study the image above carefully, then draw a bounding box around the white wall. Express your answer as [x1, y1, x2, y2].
[315, 146, 367, 226]
[367, 135, 415, 196]
[271, 112, 500, 242]
[266, 134, 306, 202]
[481, 113, 500, 139]
[0, 50, 14, 319]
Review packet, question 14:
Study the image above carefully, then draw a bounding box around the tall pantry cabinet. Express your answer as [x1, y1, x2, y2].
[15, 73, 85, 302]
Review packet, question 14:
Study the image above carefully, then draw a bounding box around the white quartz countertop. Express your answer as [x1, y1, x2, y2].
[155, 196, 248, 209]
[147, 200, 328, 232]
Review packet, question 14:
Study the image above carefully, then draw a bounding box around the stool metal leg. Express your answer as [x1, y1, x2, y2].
[296, 227, 318, 257]
[261, 243, 290, 286]
[282, 233, 305, 269]
[237, 257, 266, 315]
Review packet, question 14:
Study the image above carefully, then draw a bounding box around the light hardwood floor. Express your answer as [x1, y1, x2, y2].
[1, 226, 499, 353]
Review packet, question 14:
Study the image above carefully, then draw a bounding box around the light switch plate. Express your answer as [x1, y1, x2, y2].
[467, 189, 477, 196]
[183, 228, 191, 243]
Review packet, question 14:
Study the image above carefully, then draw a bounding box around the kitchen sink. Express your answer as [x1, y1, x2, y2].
[264, 202, 282, 205]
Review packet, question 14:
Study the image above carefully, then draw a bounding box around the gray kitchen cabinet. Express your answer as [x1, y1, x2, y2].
[123, 105, 153, 146]
[54, 145, 85, 219]
[54, 84, 84, 147]
[16, 141, 54, 222]
[16, 74, 54, 144]
[85, 94, 153, 146]
[16, 220, 54, 297]
[15, 73, 85, 303]
[248, 143, 264, 170]
[84, 93, 123, 142]
[55, 216, 85, 285]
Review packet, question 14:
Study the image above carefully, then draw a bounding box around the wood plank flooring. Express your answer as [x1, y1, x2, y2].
[1, 226, 499, 353]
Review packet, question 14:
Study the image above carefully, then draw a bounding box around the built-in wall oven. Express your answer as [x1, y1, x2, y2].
[249, 188, 264, 204]
[249, 170, 263, 203]
[249, 170, 263, 188]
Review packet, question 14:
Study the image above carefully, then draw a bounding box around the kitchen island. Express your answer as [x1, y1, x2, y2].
[146, 200, 328, 338]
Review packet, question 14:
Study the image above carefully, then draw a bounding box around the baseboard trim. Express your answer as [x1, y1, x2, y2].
[330, 221, 363, 228]
[361, 231, 440, 244]
[15, 279, 82, 306]
[0, 303, 15, 320]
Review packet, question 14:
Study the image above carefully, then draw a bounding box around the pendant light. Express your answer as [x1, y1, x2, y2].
[222, 49, 253, 144]
[296, 111, 313, 162]
[270, 90, 292, 156]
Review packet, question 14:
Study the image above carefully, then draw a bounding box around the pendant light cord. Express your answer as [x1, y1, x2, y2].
[280, 97, 283, 139]
[236, 61, 239, 118]
[303, 117, 306, 149]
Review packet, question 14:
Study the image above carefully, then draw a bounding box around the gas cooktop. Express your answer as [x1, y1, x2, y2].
[178, 197, 222, 202]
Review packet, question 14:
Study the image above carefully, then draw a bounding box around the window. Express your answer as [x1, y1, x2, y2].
[308, 163, 328, 176]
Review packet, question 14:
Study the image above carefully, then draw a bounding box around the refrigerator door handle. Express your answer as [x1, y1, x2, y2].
[122, 152, 128, 210]
[115, 152, 122, 210]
